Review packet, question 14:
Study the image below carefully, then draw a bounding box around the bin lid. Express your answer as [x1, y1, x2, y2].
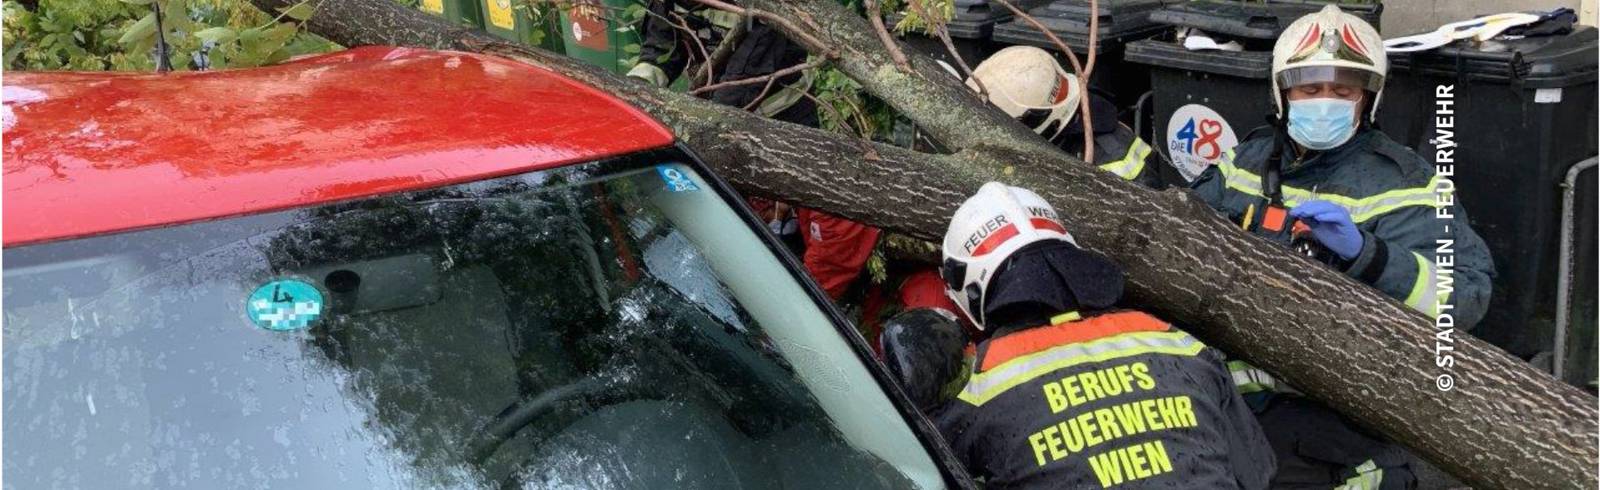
[1389, 26, 1598, 88]
[1150, 0, 1382, 41]
[1124, 38, 1273, 78]
[991, 0, 1167, 52]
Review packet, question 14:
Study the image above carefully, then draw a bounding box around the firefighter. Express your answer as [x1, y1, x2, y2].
[1187, 7, 1486, 488]
[628, 4, 880, 303]
[1189, 5, 1493, 328]
[931, 182, 1275, 489]
[965, 46, 1163, 188]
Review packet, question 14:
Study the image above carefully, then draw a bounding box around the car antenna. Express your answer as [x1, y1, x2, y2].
[150, 0, 173, 72]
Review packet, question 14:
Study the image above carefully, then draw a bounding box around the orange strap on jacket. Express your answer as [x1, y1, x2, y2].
[978, 311, 1172, 372]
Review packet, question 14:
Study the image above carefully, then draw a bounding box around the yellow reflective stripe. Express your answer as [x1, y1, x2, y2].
[1303, 177, 1441, 222]
[1335, 460, 1384, 490]
[956, 331, 1205, 406]
[696, 9, 741, 29]
[625, 63, 671, 88]
[1213, 159, 1442, 223]
[1403, 251, 1438, 316]
[753, 68, 814, 118]
[1097, 138, 1150, 181]
[1216, 156, 1266, 197]
[1049, 311, 1083, 324]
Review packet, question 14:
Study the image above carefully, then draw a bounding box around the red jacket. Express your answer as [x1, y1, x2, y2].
[796, 208, 880, 300]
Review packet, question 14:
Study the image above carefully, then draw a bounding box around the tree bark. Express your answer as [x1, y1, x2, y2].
[256, 0, 1598, 488]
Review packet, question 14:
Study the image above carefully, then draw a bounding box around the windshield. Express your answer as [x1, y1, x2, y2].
[2, 155, 947, 489]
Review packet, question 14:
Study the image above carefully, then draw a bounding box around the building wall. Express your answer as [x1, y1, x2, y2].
[1379, 0, 1589, 36]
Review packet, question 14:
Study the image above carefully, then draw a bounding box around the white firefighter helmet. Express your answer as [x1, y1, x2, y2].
[940, 182, 1076, 330]
[967, 46, 1082, 143]
[1270, 4, 1388, 121]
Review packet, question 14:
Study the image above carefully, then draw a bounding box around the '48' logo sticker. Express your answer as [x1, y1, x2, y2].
[1174, 117, 1226, 160]
[1165, 104, 1239, 184]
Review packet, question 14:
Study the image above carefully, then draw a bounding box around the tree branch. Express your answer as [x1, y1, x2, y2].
[668, 11, 715, 84]
[865, 0, 911, 72]
[685, 0, 831, 54]
[734, 0, 1060, 154]
[689, 57, 825, 96]
[904, 0, 983, 96]
[1083, 0, 1098, 77]
[692, 15, 745, 88]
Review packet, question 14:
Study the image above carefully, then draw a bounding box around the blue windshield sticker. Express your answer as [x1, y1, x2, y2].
[657, 166, 700, 192]
[246, 279, 325, 331]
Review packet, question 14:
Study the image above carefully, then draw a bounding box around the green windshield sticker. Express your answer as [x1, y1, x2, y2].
[657, 166, 700, 192]
[246, 279, 325, 331]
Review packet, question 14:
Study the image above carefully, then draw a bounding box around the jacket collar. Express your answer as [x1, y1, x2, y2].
[1282, 127, 1377, 174]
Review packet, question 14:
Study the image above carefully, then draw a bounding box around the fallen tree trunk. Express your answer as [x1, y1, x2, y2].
[256, 0, 1598, 487]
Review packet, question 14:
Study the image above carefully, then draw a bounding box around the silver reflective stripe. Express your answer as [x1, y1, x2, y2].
[1227, 360, 1278, 393]
[1403, 251, 1438, 316]
[957, 331, 1203, 406]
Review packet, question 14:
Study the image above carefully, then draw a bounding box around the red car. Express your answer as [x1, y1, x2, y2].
[3, 46, 967, 488]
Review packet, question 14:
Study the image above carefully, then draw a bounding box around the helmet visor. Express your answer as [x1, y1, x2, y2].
[1275, 66, 1384, 94]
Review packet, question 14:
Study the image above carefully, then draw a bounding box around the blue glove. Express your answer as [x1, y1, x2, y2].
[1289, 200, 1362, 260]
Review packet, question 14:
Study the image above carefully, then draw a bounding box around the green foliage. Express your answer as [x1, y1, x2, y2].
[510, 0, 554, 49]
[613, 0, 646, 69]
[500, 0, 646, 70]
[804, 0, 920, 144]
[809, 64, 896, 140]
[4, 0, 338, 71]
[885, 0, 951, 36]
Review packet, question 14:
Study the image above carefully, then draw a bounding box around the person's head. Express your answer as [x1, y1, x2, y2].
[939, 183, 1124, 333]
[967, 46, 1082, 144]
[1271, 5, 1387, 150]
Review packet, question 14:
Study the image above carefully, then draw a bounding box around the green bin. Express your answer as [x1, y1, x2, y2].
[559, 0, 642, 74]
[482, 0, 564, 51]
[418, 0, 484, 28]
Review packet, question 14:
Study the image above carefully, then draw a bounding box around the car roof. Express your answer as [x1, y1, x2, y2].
[2, 46, 675, 247]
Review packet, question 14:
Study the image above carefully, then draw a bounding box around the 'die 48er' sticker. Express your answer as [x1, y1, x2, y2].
[657, 166, 700, 192]
[246, 278, 325, 331]
[1165, 104, 1238, 184]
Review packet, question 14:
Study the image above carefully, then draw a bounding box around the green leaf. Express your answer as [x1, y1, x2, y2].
[622, 43, 640, 54]
[264, 48, 291, 64]
[259, 23, 297, 46]
[120, 0, 154, 5]
[193, 26, 236, 44]
[117, 13, 156, 44]
[277, 2, 314, 21]
[238, 26, 262, 44]
[4, 45, 22, 68]
[622, 3, 645, 21]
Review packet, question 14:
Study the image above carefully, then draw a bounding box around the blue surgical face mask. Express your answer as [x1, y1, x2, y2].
[1287, 98, 1359, 150]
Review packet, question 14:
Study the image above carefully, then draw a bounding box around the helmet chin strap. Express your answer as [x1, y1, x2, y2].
[1265, 114, 1290, 204]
